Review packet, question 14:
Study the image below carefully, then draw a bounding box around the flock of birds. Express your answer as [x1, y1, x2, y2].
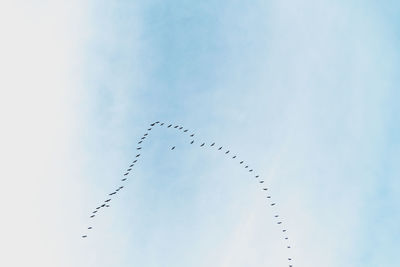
[82, 121, 295, 266]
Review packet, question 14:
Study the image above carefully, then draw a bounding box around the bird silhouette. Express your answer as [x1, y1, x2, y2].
[184, 129, 188, 132]
[211, 143, 215, 146]
[225, 150, 230, 154]
[168, 124, 172, 128]
[201, 143, 205, 147]
[171, 146, 175, 150]
[190, 140, 194, 144]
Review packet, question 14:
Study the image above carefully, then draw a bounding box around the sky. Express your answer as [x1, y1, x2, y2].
[0, 0, 399, 266]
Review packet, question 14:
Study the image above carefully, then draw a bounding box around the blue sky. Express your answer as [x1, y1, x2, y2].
[0, 0, 399, 266]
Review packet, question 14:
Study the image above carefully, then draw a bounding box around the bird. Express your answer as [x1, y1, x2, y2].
[106, 205, 110, 207]
[124, 173, 129, 176]
[190, 134, 194, 137]
[277, 222, 282, 224]
[174, 125, 178, 128]
[136, 154, 140, 157]
[245, 165, 248, 168]
[120, 186, 124, 189]
[82, 235, 87, 238]
[218, 147, 222, 150]
[137, 147, 142, 150]
[285, 237, 288, 240]
[160, 123, 164, 126]
[127, 168, 132, 171]
[155, 121, 160, 123]
[255, 175, 259, 178]
[260, 181, 264, 183]
[179, 127, 183, 130]
[271, 203, 276, 206]
[147, 128, 151, 131]
[263, 188, 268, 190]
[105, 199, 111, 202]
[171, 146, 175, 150]
[240, 161, 244, 164]
[144, 133, 148, 136]
[267, 196, 271, 198]
[190, 140, 194, 144]
[283, 230, 287, 232]
[88, 227, 92, 230]
[101, 204, 106, 207]
[129, 164, 134, 167]
[287, 246, 291, 249]
[150, 123, 155, 126]
[200, 143, 205, 147]
[138, 141, 142, 144]
[211, 143, 215, 146]
[288, 258, 292, 261]
[90, 215, 95, 218]
[122, 178, 127, 181]
[141, 137, 145, 140]
[96, 207, 100, 210]
[275, 215, 279, 217]
[232, 156, 236, 159]
[184, 129, 188, 132]
[168, 124, 172, 128]
[133, 160, 137, 163]
[93, 211, 97, 214]
[249, 169, 253, 172]
[225, 150, 230, 154]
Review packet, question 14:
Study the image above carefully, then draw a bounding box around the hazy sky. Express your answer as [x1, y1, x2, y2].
[0, 1, 399, 266]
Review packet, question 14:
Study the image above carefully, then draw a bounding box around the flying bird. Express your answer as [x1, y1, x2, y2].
[267, 196, 271, 198]
[136, 154, 140, 157]
[124, 173, 129, 176]
[147, 128, 151, 131]
[184, 129, 188, 132]
[168, 124, 172, 128]
[90, 215, 95, 218]
[218, 147, 222, 150]
[101, 204, 106, 207]
[179, 127, 183, 130]
[275, 215, 279, 217]
[260, 180, 264, 183]
[249, 169, 253, 172]
[160, 123, 164, 126]
[133, 160, 137, 163]
[137, 147, 142, 150]
[174, 126, 178, 128]
[82, 235, 87, 238]
[190, 134, 194, 137]
[271, 203, 276, 206]
[138, 141, 142, 144]
[127, 168, 132, 171]
[144, 133, 148, 136]
[171, 146, 175, 150]
[93, 211, 97, 214]
[150, 123, 155, 126]
[283, 230, 287, 232]
[122, 178, 127, 181]
[211, 143, 215, 146]
[245, 165, 248, 168]
[225, 150, 230, 154]
[190, 140, 194, 144]
[240, 161, 244, 164]
[201, 143, 205, 147]
[232, 156, 236, 159]
[263, 188, 268, 190]
[106, 205, 110, 207]
[88, 227, 92, 230]
[277, 222, 282, 224]
[255, 175, 259, 178]
[129, 164, 134, 167]
[105, 199, 111, 202]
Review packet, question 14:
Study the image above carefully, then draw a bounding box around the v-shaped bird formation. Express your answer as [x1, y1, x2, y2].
[82, 121, 295, 267]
